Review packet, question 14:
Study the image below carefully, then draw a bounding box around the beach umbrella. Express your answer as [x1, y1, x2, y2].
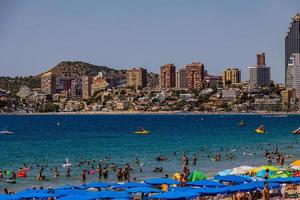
[168, 186, 196, 192]
[0, 194, 16, 200]
[13, 190, 61, 199]
[291, 166, 300, 170]
[229, 166, 253, 175]
[291, 160, 300, 167]
[256, 170, 275, 178]
[270, 171, 291, 179]
[214, 175, 252, 184]
[55, 185, 85, 190]
[144, 178, 180, 185]
[217, 169, 232, 176]
[54, 189, 90, 196]
[82, 182, 111, 189]
[187, 180, 225, 188]
[188, 170, 207, 182]
[58, 194, 93, 200]
[126, 187, 161, 194]
[226, 181, 280, 193]
[293, 171, 300, 177]
[90, 191, 130, 199]
[193, 187, 229, 196]
[113, 182, 150, 189]
[150, 191, 199, 199]
[269, 177, 300, 184]
[260, 165, 280, 172]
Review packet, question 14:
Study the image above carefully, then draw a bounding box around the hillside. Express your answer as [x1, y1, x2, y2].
[44, 61, 126, 79]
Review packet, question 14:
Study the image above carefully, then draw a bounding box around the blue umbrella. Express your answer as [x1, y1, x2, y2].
[249, 181, 280, 190]
[58, 194, 93, 200]
[150, 191, 199, 199]
[226, 181, 280, 193]
[269, 177, 300, 184]
[126, 187, 161, 194]
[82, 182, 111, 189]
[187, 180, 225, 188]
[256, 170, 275, 178]
[54, 189, 90, 196]
[193, 187, 229, 196]
[226, 184, 257, 193]
[55, 185, 85, 190]
[217, 169, 232, 176]
[0, 194, 17, 200]
[113, 182, 150, 189]
[214, 175, 252, 184]
[144, 178, 180, 185]
[112, 199, 130, 200]
[168, 186, 196, 192]
[90, 191, 130, 199]
[13, 192, 60, 199]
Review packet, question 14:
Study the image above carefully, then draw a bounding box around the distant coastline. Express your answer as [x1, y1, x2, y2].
[1, 111, 299, 115]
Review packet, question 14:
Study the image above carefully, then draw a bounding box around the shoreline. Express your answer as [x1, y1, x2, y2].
[1, 111, 300, 116]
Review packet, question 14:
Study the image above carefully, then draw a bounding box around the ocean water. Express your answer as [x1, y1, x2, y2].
[0, 114, 299, 191]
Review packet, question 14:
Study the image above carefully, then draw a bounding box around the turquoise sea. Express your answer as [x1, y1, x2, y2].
[0, 114, 299, 191]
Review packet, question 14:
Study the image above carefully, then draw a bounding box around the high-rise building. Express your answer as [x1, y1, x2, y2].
[286, 53, 300, 97]
[186, 62, 205, 90]
[126, 68, 147, 88]
[160, 64, 176, 88]
[222, 68, 241, 86]
[91, 73, 111, 95]
[41, 72, 56, 95]
[147, 73, 159, 88]
[176, 68, 187, 89]
[285, 13, 300, 85]
[249, 52, 271, 87]
[82, 76, 93, 99]
[281, 88, 295, 110]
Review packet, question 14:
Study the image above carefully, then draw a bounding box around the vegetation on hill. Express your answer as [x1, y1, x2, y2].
[44, 61, 126, 79]
[0, 76, 40, 94]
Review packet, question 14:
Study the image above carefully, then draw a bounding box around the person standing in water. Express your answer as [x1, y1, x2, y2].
[66, 167, 71, 177]
[192, 155, 197, 165]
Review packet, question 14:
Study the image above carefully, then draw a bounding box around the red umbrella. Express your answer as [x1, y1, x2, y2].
[293, 171, 300, 177]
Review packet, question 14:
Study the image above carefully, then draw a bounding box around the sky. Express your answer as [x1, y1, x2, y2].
[0, 0, 299, 83]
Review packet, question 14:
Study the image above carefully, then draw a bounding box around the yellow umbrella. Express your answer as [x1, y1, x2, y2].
[248, 167, 263, 174]
[260, 165, 280, 172]
[291, 160, 300, 167]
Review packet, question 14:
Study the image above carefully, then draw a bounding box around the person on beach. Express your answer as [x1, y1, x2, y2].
[179, 173, 187, 187]
[264, 169, 270, 180]
[117, 168, 123, 181]
[102, 168, 108, 179]
[192, 155, 197, 165]
[279, 154, 285, 166]
[182, 155, 188, 165]
[81, 170, 86, 182]
[37, 170, 45, 181]
[53, 167, 59, 177]
[262, 182, 270, 200]
[11, 171, 16, 180]
[66, 167, 71, 177]
[124, 163, 132, 181]
[0, 170, 3, 179]
[97, 164, 102, 179]
[4, 188, 14, 195]
[183, 165, 190, 177]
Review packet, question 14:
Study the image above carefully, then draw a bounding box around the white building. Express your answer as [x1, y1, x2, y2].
[222, 89, 239, 100]
[17, 86, 31, 98]
[286, 53, 300, 97]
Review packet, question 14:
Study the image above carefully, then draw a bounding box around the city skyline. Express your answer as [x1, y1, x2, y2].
[0, 0, 299, 83]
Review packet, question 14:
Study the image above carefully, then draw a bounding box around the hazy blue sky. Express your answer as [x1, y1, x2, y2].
[0, 0, 299, 82]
